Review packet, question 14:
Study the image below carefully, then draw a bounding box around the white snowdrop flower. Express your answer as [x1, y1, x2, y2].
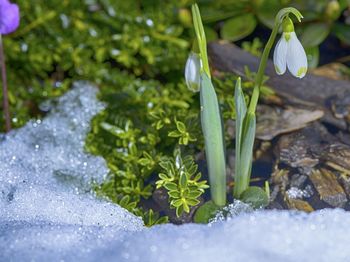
[273, 17, 307, 78]
[185, 52, 201, 92]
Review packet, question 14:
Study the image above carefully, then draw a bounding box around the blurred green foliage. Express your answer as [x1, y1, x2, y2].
[3, 0, 350, 130]
[199, 0, 350, 67]
[1, 0, 350, 224]
[1, 0, 192, 129]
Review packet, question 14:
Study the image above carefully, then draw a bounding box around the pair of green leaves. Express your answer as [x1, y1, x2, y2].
[233, 78, 268, 208]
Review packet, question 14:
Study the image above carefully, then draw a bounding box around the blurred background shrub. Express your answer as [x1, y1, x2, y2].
[2, 0, 350, 130]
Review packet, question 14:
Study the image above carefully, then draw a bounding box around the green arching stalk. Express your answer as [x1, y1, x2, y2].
[234, 20, 279, 198]
[248, 7, 303, 115]
[234, 7, 303, 198]
[191, 4, 226, 206]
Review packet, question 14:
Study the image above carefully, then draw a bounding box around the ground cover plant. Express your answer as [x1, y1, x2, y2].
[2, 0, 350, 226]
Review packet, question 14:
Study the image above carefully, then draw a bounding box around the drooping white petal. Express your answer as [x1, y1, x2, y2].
[286, 32, 308, 78]
[184, 52, 201, 92]
[273, 35, 288, 75]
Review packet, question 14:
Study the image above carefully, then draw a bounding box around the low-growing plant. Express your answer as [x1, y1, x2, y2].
[156, 149, 209, 217]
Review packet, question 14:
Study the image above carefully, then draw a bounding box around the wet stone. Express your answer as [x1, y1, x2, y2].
[310, 169, 347, 208]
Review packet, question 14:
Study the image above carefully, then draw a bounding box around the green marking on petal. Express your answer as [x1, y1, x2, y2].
[283, 32, 291, 42]
[297, 67, 307, 77]
[274, 64, 281, 74]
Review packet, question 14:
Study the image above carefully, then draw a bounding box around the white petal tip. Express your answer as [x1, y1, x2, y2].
[294, 67, 307, 78]
[274, 64, 285, 75]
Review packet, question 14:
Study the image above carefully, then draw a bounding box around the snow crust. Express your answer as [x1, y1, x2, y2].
[0, 82, 144, 228]
[1, 83, 350, 262]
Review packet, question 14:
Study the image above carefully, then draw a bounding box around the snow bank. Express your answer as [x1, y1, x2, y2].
[0, 82, 144, 228]
[1, 83, 350, 262]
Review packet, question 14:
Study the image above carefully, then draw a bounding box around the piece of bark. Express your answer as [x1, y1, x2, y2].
[309, 169, 347, 208]
[226, 105, 323, 141]
[256, 105, 324, 140]
[321, 143, 350, 175]
[339, 174, 350, 197]
[285, 197, 314, 212]
[208, 41, 350, 129]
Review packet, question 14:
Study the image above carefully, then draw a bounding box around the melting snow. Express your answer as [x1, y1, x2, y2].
[1, 82, 350, 262]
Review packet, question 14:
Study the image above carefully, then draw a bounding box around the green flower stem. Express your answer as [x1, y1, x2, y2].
[0, 34, 11, 132]
[234, 19, 279, 198]
[234, 7, 303, 198]
[248, 8, 302, 115]
[248, 8, 303, 114]
[248, 18, 280, 114]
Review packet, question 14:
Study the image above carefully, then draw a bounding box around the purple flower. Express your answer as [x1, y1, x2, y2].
[0, 0, 20, 35]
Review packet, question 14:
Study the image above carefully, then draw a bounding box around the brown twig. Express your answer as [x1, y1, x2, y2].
[0, 34, 11, 132]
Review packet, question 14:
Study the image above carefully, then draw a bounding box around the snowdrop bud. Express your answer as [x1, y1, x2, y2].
[185, 52, 201, 92]
[273, 17, 307, 79]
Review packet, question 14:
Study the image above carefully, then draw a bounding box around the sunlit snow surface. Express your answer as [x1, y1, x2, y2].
[1, 83, 350, 262]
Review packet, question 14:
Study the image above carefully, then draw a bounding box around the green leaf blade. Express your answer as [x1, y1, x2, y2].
[233, 78, 247, 198]
[234, 112, 256, 198]
[200, 72, 226, 206]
